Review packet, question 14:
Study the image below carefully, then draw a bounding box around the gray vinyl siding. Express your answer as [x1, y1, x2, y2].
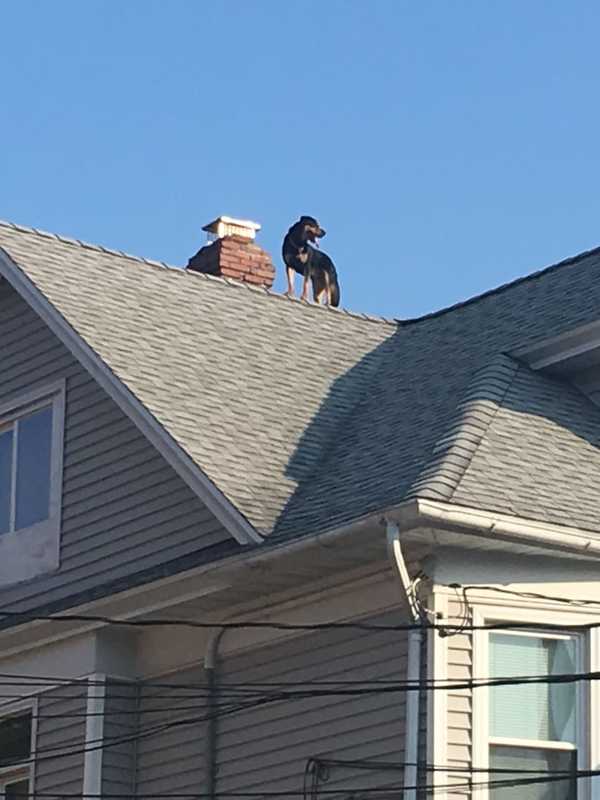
[134, 611, 410, 796]
[33, 684, 87, 797]
[136, 668, 207, 796]
[101, 680, 137, 798]
[0, 280, 234, 610]
[216, 610, 409, 797]
[446, 599, 473, 800]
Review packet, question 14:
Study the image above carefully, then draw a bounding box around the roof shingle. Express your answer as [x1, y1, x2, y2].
[3, 220, 600, 539]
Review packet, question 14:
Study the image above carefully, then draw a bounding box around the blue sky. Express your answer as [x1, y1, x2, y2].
[2, 0, 600, 319]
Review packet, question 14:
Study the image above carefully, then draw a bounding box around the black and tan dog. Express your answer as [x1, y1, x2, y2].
[282, 216, 340, 306]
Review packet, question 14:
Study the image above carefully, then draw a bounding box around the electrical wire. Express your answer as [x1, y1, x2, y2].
[0, 692, 590, 793]
[1, 661, 596, 768]
[0, 664, 599, 719]
[455, 582, 600, 608]
[1, 586, 599, 779]
[3, 606, 600, 634]
[0, 768, 587, 798]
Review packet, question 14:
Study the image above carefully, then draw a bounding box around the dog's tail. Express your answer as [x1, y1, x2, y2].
[330, 275, 340, 307]
[327, 261, 340, 307]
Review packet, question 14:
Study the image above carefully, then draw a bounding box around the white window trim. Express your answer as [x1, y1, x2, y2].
[471, 601, 590, 800]
[0, 380, 65, 585]
[0, 697, 38, 799]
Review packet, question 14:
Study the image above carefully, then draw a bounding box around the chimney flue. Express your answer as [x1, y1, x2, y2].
[186, 215, 275, 289]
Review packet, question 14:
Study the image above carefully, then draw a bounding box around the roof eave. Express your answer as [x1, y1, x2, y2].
[390, 497, 600, 561]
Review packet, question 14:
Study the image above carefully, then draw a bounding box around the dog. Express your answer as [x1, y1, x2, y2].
[282, 216, 340, 307]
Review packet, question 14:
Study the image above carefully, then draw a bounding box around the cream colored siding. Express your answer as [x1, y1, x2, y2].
[0, 280, 234, 610]
[446, 599, 473, 800]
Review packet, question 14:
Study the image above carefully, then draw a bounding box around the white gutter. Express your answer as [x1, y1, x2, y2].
[1, 496, 598, 657]
[386, 522, 423, 800]
[394, 498, 600, 559]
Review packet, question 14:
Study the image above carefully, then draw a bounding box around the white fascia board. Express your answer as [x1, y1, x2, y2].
[392, 498, 600, 560]
[0, 248, 263, 546]
[513, 319, 600, 370]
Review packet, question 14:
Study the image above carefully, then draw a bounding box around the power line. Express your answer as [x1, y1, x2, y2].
[1, 662, 595, 767]
[2, 606, 600, 634]
[455, 582, 600, 608]
[0, 768, 586, 798]
[0, 665, 598, 718]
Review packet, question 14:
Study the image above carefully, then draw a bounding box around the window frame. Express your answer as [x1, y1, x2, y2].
[0, 381, 65, 585]
[0, 700, 37, 800]
[472, 604, 590, 800]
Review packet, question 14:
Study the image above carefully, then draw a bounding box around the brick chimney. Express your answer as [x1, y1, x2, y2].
[186, 216, 275, 289]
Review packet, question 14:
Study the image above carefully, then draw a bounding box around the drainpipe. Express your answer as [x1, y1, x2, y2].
[386, 521, 424, 800]
[204, 627, 227, 800]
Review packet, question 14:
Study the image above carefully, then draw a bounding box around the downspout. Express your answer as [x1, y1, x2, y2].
[205, 627, 227, 800]
[386, 521, 424, 800]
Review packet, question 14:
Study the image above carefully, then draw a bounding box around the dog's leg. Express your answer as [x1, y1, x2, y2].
[285, 266, 296, 297]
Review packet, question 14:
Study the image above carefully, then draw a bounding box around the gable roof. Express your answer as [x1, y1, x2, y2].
[3, 220, 600, 542]
[0, 221, 394, 538]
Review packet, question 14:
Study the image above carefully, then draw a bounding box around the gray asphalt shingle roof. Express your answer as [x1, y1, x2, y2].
[2, 219, 600, 539]
[450, 362, 600, 530]
[0, 221, 393, 535]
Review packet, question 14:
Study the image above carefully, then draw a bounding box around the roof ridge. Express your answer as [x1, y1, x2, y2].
[0, 218, 398, 329]
[405, 354, 520, 502]
[398, 243, 600, 326]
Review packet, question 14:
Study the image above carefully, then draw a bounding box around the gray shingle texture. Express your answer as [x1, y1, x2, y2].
[0, 222, 393, 535]
[3, 220, 600, 539]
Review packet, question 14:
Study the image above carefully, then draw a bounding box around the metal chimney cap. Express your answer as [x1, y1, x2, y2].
[202, 216, 261, 241]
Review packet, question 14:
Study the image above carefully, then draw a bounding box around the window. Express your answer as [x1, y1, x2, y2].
[488, 631, 579, 800]
[0, 405, 54, 534]
[0, 712, 32, 799]
[0, 383, 64, 585]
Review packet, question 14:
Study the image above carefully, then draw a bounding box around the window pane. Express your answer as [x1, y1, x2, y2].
[0, 430, 13, 535]
[0, 713, 31, 765]
[490, 634, 576, 742]
[15, 407, 53, 530]
[490, 745, 576, 800]
[5, 779, 29, 799]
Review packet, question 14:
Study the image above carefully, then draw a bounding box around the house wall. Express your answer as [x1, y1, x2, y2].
[101, 680, 137, 799]
[135, 666, 208, 797]
[33, 683, 88, 797]
[133, 567, 417, 798]
[133, 614, 411, 798]
[445, 598, 472, 800]
[215, 610, 410, 798]
[0, 280, 235, 609]
[427, 548, 600, 800]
